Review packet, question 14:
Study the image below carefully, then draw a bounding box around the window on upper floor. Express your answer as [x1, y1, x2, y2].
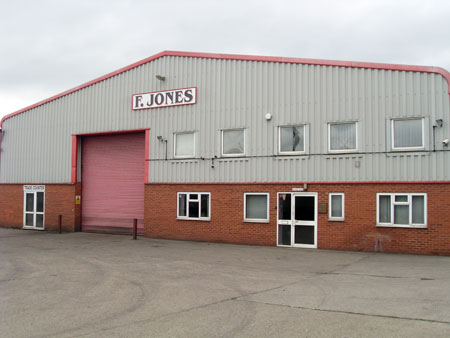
[279, 125, 306, 155]
[391, 118, 424, 151]
[174, 132, 195, 158]
[376, 193, 426, 228]
[222, 129, 245, 157]
[177, 192, 210, 220]
[328, 122, 357, 153]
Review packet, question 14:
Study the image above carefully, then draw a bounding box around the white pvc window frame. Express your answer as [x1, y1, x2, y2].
[243, 193, 270, 223]
[376, 193, 427, 228]
[173, 132, 195, 159]
[278, 125, 306, 155]
[177, 192, 211, 221]
[391, 118, 425, 151]
[327, 121, 358, 153]
[221, 128, 245, 157]
[23, 190, 45, 230]
[328, 193, 345, 221]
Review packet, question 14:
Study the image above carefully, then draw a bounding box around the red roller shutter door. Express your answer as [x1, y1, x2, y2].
[81, 133, 145, 234]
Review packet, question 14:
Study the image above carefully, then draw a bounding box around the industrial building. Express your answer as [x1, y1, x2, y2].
[0, 51, 449, 255]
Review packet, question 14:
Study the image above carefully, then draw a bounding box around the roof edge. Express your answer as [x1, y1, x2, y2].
[1, 50, 450, 127]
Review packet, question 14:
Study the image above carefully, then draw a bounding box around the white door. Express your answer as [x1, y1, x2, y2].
[23, 191, 45, 229]
[277, 192, 317, 248]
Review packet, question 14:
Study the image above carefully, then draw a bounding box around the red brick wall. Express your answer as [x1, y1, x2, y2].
[0, 185, 24, 229]
[0, 184, 79, 232]
[145, 183, 450, 255]
[145, 184, 276, 246]
[2, 182, 449, 255]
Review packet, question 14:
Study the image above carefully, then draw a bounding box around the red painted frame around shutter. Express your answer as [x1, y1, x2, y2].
[71, 129, 150, 184]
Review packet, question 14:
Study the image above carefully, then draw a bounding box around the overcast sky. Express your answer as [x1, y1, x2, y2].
[1, 0, 449, 120]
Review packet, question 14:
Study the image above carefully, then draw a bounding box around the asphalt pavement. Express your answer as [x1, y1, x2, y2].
[1, 228, 449, 337]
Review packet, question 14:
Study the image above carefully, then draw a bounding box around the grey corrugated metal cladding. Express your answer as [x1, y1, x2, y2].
[0, 53, 449, 183]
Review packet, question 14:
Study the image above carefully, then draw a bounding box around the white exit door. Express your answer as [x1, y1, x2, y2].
[277, 192, 318, 248]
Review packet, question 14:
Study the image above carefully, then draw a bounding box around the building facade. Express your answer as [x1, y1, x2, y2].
[1, 51, 449, 254]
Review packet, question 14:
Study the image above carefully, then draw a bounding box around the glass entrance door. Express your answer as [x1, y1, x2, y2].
[23, 191, 45, 229]
[277, 193, 292, 246]
[293, 195, 316, 247]
[277, 193, 317, 248]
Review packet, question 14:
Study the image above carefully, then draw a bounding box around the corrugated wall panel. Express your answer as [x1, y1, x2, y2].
[1, 56, 449, 183]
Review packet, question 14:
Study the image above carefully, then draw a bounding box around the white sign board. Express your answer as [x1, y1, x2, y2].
[23, 185, 45, 192]
[132, 87, 196, 110]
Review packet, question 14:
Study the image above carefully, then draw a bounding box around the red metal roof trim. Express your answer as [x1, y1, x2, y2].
[1, 50, 450, 127]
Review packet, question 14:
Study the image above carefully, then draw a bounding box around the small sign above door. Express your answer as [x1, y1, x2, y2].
[23, 185, 45, 192]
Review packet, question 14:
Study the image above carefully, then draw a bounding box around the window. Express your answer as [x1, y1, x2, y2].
[279, 125, 305, 154]
[177, 192, 210, 220]
[328, 122, 357, 152]
[244, 193, 269, 222]
[222, 129, 245, 156]
[392, 118, 424, 150]
[23, 186, 45, 229]
[329, 193, 344, 221]
[377, 193, 426, 228]
[174, 132, 195, 158]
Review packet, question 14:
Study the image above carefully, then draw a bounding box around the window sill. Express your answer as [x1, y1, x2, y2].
[278, 151, 307, 156]
[243, 219, 270, 224]
[327, 149, 358, 154]
[328, 218, 345, 222]
[391, 146, 425, 152]
[376, 224, 427, 229]
[22, 226, 45, 230]
[221, 152, 246, 156]
[176, 217, 210, 222]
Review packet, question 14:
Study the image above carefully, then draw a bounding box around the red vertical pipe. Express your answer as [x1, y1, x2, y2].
[0, 131, 2, 170]
[71, 135, 78, 184]
[144, 129, 150, 184]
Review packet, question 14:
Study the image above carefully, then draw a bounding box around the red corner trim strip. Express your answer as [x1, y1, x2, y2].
[1, 50, 449, 128]
[145, 180, 450, 185]
[144, 129, 150, 184]
[71, 135, 78, 184]
[1, 180, 449, 186]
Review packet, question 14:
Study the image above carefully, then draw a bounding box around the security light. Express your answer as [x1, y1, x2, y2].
[435, 119, 443, 127]
[155, 75, 165, 81]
